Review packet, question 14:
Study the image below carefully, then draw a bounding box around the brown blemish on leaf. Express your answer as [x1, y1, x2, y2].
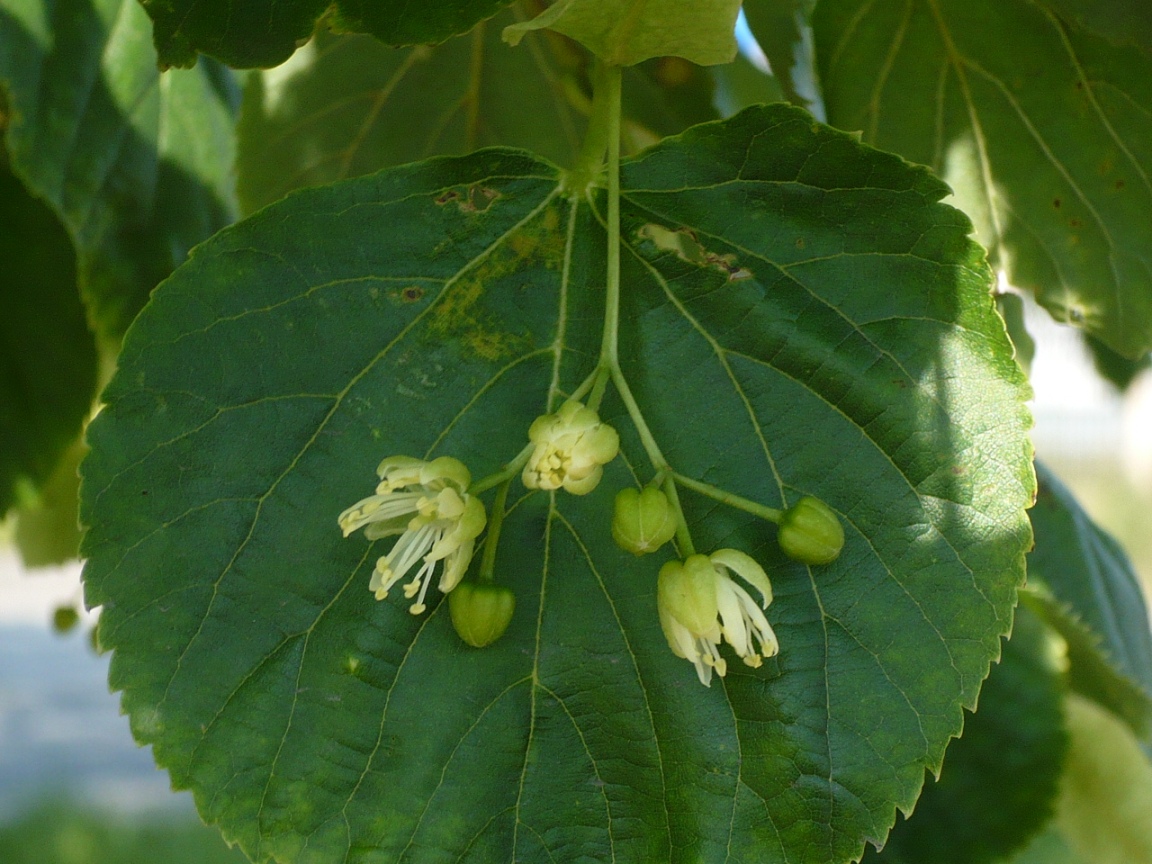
[1069, 218, 1082, 228]
[433, 185, 501, 214]
[639, 223, 753, 281]
[401, 286, 424, 303]
[1116, 179, 1126, 190]
[1053, 198, 1062, 209]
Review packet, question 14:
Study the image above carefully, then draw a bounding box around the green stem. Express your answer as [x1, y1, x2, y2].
[672, 472, 784, 523]
[566, 61, 617, 193]
[586, 365, 611, 411]
[470, 442, 534, 495]
[599, 63, 623, 370]
[478, 480, 510, 582]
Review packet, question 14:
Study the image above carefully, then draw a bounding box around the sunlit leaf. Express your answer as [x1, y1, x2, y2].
[504, 0, 741, 66]
[814, 0, 1152, 357]
[82, 104, 1033, 863]
[0, 0, 238, 347]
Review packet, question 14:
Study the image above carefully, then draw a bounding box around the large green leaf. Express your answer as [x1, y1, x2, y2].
[81, 105, 1034, 863]
[237, 12, 718, 214]
[864, 606, 1067, 864]
[0, 159, 95, 517]
[813, 0, 1152, 358]
[1026, 462, 1152, 736]
[0, 0, 238, 347]
[141, 0, 515, 70]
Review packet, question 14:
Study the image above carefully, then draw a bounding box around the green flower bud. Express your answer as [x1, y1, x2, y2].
[777, 496, 844, 565]
[449, 582, 516, 648]
[612, 486, 678, 555]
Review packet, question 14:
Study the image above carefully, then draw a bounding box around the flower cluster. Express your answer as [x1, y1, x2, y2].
[657, 550, 779, 686]
[338, 456, 486, 614]
[522, 400, 619, 494]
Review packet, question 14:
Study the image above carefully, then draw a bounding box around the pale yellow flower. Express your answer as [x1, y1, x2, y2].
[338, 456, 486, 614]
[657, 550, 778, 686]
[522, 400, 619, 495]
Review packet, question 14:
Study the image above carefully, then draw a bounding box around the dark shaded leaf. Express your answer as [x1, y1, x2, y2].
[237, 14, 718, 214]
[0, 159, 95, 517]
[1026, 461, 1152, 737]
[142, 0, 516, 69]
[1083, 331, 1150, 391]
[864, 606, 1067, 864]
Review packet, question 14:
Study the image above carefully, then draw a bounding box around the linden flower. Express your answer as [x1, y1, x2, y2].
[522, 400, 619, 495]
[657, 550, 779, 687]
[338, 456, 486, 614]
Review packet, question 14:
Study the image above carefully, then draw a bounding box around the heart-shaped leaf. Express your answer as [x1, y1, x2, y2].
[82, 105, 1033, 863]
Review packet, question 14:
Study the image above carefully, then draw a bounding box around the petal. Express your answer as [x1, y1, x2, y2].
[562, 465, 603, 495]
[437, 538, 475, 592]
[376, 455, 424, 483]
[710, 548, 773, 607]
[714, 575, 750, 658]
[420, 456, 471, 491]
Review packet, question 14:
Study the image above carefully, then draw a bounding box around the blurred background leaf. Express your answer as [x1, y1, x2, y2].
[1026, 461, 1152, 739]
[0, 157, 95, 520]
[0, 0, 239, 350]
[813, 0, 1152, 358]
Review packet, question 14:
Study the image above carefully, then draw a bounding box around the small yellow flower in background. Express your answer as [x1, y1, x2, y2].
[522, 400, 619, 495]
[338, 456, 486, 614]
[657, 549, 778, 686]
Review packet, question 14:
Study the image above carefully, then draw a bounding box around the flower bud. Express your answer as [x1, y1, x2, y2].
[449, 582, 516, 648]
[612, 486, 678, 555]
[777, 496, 844, 565]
